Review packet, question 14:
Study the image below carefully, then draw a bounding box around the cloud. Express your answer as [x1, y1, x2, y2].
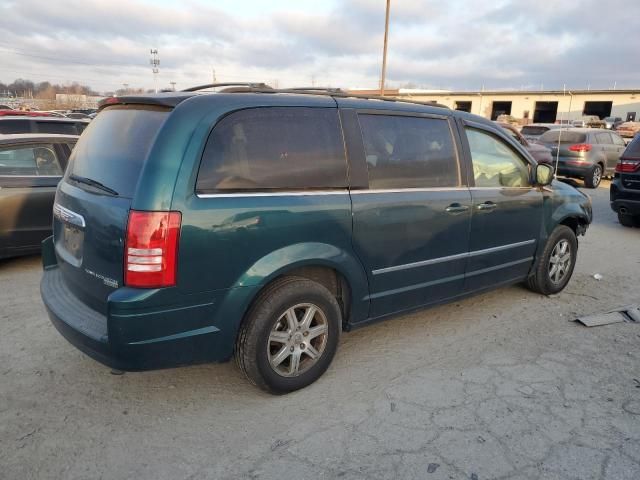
[0, 0, 637, 92]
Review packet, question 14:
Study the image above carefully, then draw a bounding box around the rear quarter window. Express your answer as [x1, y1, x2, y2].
[196, 107, 347, 192]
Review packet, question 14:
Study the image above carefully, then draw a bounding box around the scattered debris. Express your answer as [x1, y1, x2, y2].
[477, 435, 486, 443]
[390, 402, 397, 412]
[517, 385, 535, 396]
[593, 273, 603, 280]
[575, 305, 640, 327]
[427, 463, 440, 473]
[110, 369, 125, 376]
[270, 439, 291, 451]
[471, 473, 479, 480]
[16, 428, 38, 442]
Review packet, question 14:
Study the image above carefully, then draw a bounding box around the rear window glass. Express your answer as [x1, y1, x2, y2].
[68, 106, 168, 198]
[0, 119, 30, 134]
[197, 107, 347, 192]
[623, 136, 640, 159]
[538, 130, 586, 144]
[34, 121, 78, 135]
[358, 114, 459, 189]
[521, 126, 548, 136]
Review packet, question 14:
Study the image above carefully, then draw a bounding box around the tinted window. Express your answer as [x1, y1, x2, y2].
[197, 107, 347, 192]
[358, 114, 459, 189]
[0, 144, 63, 176]
[34, 121, 78, 135]
[0, 119, 31, 134]
[521, 126, 548, 136]
[595, 132, 612, 144]
[538, 130, 587, 144]
[68, 106, 168, 197]
[466, 128, 530, 188]
[623, 136, 640, 159]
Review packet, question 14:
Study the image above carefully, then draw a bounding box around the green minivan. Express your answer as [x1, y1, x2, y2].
[41, 86, 592, 393]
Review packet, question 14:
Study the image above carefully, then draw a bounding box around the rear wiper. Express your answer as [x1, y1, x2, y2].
[69, 174, 119, 196]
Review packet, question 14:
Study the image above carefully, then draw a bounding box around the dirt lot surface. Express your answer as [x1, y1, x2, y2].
[1, 180, 639, 480]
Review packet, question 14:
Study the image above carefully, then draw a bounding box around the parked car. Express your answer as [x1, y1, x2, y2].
[616, 121, 640, 139]
[40, 87, 592, 393]
[496, 114, 519, 125]
[0, 109, 53, 117]
[603, 116, 623, 130]
[0, 134, 77, 259]
[0, 116, 89, 135]
[610, 135, 640, 227]
[495, 122, 553, 165]
[537, 128, 627, 188]
[571, 116, 600, 128]
[521, 123, 569, 142]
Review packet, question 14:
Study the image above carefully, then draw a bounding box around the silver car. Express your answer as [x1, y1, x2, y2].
[537, 128, 627, 188]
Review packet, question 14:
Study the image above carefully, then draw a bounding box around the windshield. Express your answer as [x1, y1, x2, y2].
[68, 106, 169, 198]
[538, 130, 587, 144]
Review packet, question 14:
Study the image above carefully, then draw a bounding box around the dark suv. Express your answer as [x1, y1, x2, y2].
[0, 116, 89, 135]
[40, 86, 592, 393]
[610, 135, 640, 227]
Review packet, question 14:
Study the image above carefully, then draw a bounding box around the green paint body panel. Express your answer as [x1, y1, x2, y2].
[40, 92, 593, 371]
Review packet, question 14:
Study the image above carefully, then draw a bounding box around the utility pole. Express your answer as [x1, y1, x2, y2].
[170, 81, 176, 91]
[150, 49, 160, 93]
[379, 0, 391, 96]
[212, 68, 216, 84]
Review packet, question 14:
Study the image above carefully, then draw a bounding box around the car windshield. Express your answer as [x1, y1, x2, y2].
[538, 131, 587, 144]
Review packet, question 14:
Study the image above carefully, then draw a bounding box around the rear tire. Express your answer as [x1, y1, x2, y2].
[526, 225, 578, 295]
[583, 164, 602, 189]
[618, 212, 638, 228]
[235, 276, 341, 394]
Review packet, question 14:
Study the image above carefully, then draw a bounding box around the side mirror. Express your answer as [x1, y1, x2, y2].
[535, 163, 554, 186]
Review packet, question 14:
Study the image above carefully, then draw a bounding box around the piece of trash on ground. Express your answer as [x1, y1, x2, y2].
[575, 304, 640, 327]
[593, 273, 603, 280]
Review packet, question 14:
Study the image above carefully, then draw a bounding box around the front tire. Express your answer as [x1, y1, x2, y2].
[235, 277, 341, 394]
[526, 225, 578, 295]
[583, 164, 602, 189]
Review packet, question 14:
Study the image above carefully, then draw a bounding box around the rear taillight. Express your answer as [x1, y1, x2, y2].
[568, 144, 592, 152]
[616, 159, 640, 173]
[125, 210, 181, 288]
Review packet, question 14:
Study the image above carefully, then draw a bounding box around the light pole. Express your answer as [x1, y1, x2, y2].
[379, 0, 391, 96]
[150, 49, 160, 93]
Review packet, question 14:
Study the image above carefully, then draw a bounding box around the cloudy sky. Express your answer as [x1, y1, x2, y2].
[0, 0, 638, 93]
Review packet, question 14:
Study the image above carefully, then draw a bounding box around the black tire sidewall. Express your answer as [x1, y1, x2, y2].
[250, 280, 341, 393]
[536, 226, 578, 295]
[585, 164, 602, 188]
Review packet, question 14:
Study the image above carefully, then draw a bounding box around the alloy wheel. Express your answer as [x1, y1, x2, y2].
[548, 239, 572, 285]
[267, 303, 329, 377]
[592, 166, 602, 186]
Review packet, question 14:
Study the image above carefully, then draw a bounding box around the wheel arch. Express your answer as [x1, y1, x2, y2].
[231, 242, 370, 332]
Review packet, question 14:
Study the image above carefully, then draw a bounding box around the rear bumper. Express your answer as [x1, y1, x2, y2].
[40, 236, 253, 371]
[610, 179, 640, 215]
[556, 161, 592, 178]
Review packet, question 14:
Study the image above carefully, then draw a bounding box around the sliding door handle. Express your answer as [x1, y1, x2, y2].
[445, 203, 470, 214]
[476, 201, 497, 211]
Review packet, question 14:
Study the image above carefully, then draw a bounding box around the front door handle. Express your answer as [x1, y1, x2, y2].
[476, 201, 497, 211]
[445, 203, 470, 214]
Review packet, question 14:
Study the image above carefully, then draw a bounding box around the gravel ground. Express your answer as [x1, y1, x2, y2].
[1, 180, 639, 480]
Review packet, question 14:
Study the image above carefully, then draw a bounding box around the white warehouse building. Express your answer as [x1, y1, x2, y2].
[351, 88, 640, 124]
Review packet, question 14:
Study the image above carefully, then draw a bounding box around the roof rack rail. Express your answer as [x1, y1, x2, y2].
[276, 89, 449, 109]
[182, 82, 273, 92]
[180, 83, 449, 109]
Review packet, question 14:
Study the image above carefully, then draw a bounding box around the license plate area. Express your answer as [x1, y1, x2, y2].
[62, 223, 84, 262]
